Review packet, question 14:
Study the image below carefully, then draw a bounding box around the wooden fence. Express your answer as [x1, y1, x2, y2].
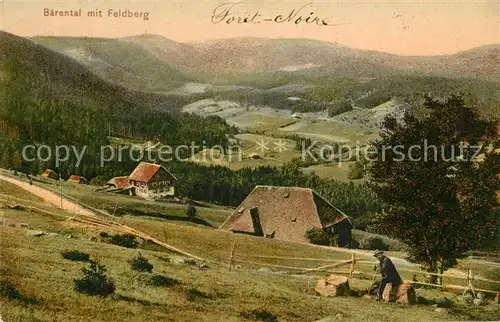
[230, 249, 500, 296]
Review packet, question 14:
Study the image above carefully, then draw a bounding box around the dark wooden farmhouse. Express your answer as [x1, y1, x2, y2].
[219, 185, 354, 246]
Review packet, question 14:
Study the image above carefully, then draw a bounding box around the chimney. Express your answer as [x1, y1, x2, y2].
[249, 207, 264, 237]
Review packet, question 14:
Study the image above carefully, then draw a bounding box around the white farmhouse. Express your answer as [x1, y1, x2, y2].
[128, 162, 177, 200]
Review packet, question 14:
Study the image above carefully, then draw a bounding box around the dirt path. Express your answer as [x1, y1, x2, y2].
[0, 174, 96, 217]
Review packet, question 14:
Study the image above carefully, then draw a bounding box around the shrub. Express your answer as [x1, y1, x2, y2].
[306, 228, 337, 246]
[346, 238, 360, 249]
[61, 250, 90, 262]
[359, 236, 389, 251]
[89, 176, 106, 186]
[128, 253, 153, 273]
[110, 234, 137, 248]
[148, 275, 180, 287]
[186, 288, 212, 301]
[240, 309, 279, 322]
[74, 260, 115, 296]
[99, 231, 110, 238]
[0, 280, 23, 301]
[347, 162, 364, 180]
[186, 203, 197, 221]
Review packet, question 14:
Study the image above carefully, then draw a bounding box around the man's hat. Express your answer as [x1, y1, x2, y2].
[373, 250, 384, 257]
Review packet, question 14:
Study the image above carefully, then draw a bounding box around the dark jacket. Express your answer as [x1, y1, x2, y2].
[379, 256, 402, 283]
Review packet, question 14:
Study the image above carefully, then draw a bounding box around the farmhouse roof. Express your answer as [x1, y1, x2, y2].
[219, 185, 353, 243]
[106, 176, 130, 189]
[128, 162, 177, 183]
[41, 169, 58, 178]
[68, 175, 86, 183]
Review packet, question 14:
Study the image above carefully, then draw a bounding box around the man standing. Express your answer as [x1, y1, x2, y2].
[373, 250, 402, 301]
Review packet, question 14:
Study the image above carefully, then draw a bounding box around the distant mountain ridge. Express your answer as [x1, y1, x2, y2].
[32, 34, 500, 90]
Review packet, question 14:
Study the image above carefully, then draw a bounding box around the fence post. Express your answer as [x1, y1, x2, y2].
[349, 252, 355, 278]
[228, 240, 235, 270]
[463, 268, 476, 297]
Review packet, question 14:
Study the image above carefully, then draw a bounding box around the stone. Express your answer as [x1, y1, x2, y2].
[26, 230, 45, 237]
[382, 282, 416, 304]
[435, 308, 449, 314]
[395, 282, 416, 305]
[382, 283, 395, 302]
[476, 292, 485, 300]
[169, 256, 185, 265]
[314, 314, 343, 322]
[473, 298, 485, 306]
[495, 293, 500, 304]
[257, 267, 273, 274]
[315, 275, 350, 297]
[198, 263, 209, 270]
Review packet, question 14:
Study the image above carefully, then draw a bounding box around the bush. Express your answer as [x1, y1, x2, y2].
[89, 175, 106, 186]
[359, 236, 389, 251]
[186, 288, 212, 301]
[74, 260, 115, 296]
[99, 231, 110, 238]
[240, 309, 279, 322]
[61, 250, 90, 262]
[306, 228, 337, 246]
[148, 275, 180, 287]
[347, 162, 364, 180]
[0, 280, 24, 301]
[110, 234, 137, 248]
[128, 253, 153, 273]
[186, 203, 197, 221]
[346, 238, 360, 249]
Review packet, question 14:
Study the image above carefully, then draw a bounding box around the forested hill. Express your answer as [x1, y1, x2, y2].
[0, 31, 235, 172]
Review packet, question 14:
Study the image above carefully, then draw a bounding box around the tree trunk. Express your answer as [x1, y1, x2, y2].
[427, 260, 438, 285]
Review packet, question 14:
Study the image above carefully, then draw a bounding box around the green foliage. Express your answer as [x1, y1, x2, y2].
[61, 250, 90, 262]
[240, 309, 279, 322]
[347, 162, 364, 180]
[186, 203, 197, 221]
[128, 253, 153, 273]
[0, 280, 24, 301]
[367, 95, 499, 279]
[305, 228, 337, 246]
[73, 260, 115, 296]
[110, 234, 137, 249]
[147, 275, 181, 287]
[89, 176, 107, 186]
[0, 33, 236, 176]
[358, 236, 389, 251]
[186, 288, 213, 301]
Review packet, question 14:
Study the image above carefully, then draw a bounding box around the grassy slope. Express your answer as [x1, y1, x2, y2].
[2, 209, 499, 321]
[1, 182, 499, 321]
[31, 36, 190, 92]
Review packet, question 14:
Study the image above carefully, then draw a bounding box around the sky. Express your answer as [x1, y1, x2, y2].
[0, 0, 499, 55]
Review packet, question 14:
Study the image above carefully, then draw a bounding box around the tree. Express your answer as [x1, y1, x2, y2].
[186, 203, 197, 222]
[74, 260, 115, 296]
[366, 95, 499, 284]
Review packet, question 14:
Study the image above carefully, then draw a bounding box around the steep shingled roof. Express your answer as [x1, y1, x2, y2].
[68, 175, 87, 183]
[219, 185, 353, 243]
[128, 162, 177, 183]
[106, 176, 131, 189]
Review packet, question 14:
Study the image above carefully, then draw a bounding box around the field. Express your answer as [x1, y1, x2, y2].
[1, 176, 499, 321]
